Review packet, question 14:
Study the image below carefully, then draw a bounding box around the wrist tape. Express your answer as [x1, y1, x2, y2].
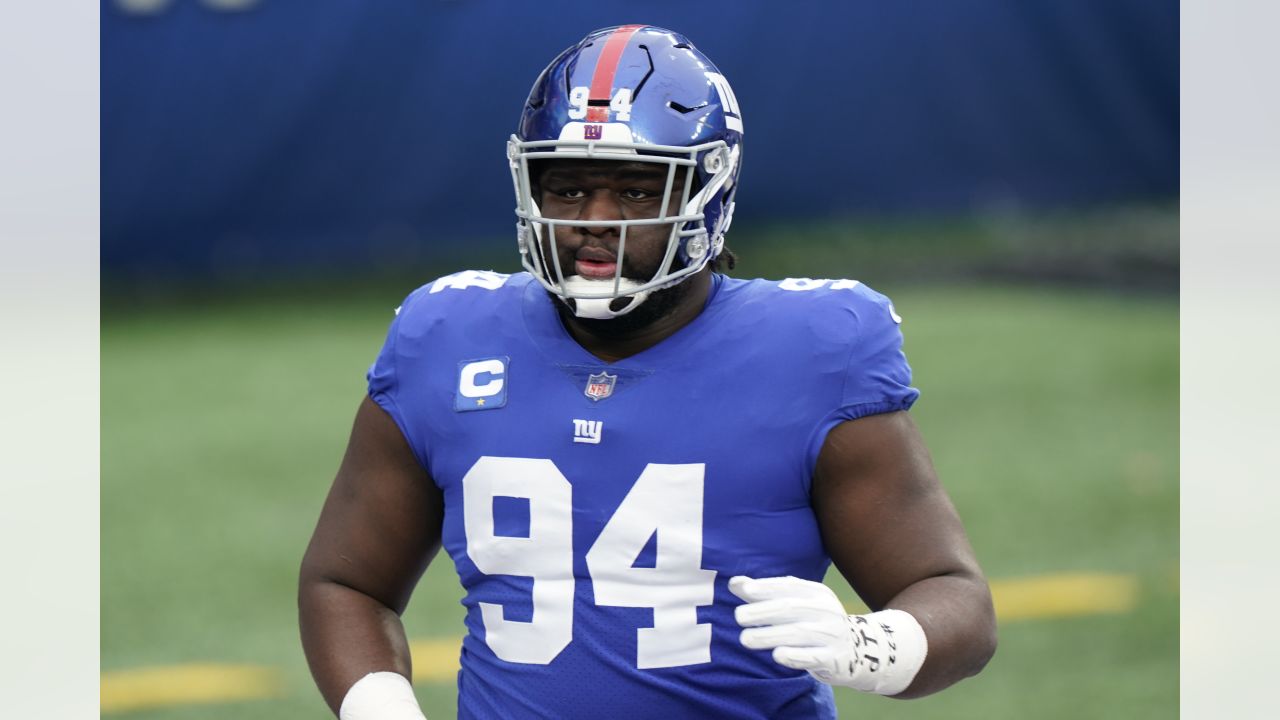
[338, 672, 427, 720]
[825, 609, 929, 696]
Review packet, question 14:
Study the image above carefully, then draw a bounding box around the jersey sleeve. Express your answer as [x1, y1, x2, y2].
[366, 288, 430, 470]
[805, 286, 920, 474]
[836, 288, 918, 417]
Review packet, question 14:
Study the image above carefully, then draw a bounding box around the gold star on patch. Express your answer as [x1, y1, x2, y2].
[475, 398, 486, 406]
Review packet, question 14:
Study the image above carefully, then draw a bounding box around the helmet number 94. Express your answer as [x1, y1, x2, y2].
[568, 86, 632, 122]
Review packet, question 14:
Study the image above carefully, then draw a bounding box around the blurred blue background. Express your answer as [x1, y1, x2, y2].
[102, 0, 1178, 287]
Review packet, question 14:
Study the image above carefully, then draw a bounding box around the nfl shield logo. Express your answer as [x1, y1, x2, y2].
[584, 371, 617, 401]
[584, 124, 603, 140]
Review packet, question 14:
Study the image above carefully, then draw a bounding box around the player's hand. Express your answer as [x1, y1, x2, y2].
[729, 575, 927, 695]
[729, 575, 855, 682]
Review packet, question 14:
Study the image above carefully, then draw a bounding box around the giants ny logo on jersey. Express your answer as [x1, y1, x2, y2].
[572, 419, 603, 444]
[456, 357, 509, 411]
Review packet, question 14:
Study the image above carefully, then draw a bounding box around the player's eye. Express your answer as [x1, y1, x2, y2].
[556, 188, 585, 200]
[622, 188, 657, 201]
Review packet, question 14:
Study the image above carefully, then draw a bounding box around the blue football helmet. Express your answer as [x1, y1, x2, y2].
[509, 25, 744, 318]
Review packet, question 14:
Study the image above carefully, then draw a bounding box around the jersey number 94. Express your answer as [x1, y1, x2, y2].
[463, 456, 716, 669]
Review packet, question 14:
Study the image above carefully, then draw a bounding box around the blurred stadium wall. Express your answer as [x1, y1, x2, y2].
[101, 1, 1178, 291]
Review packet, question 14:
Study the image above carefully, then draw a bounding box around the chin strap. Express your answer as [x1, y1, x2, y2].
[559, 276, 654, 319]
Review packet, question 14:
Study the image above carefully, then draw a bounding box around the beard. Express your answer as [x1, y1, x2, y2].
[540, 228, 696, 335]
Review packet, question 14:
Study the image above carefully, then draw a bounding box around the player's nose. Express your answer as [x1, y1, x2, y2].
[578, 189, 622, 236]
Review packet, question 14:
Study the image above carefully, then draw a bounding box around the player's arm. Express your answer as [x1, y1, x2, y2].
[299, 395, 443, 717]
[732, 410, 995, 698]
[816, 410, 995, 697]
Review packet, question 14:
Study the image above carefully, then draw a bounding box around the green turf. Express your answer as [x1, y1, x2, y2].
[101, 282, 1177, 719]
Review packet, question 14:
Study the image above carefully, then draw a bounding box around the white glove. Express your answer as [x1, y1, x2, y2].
[729, 575, 928, 696]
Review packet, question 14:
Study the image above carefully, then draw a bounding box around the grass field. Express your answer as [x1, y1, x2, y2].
[101, 280, 1177, 719]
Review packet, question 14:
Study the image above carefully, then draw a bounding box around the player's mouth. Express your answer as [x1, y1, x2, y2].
[574, 249, 619, 279]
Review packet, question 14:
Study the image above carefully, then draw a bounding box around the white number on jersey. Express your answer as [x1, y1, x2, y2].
[462, 457, 574, 664]
[463, 458, 715, 668]
[429, 270, 511, 294]
[778, 277, 861, 292]
[586, 463, 715, 668]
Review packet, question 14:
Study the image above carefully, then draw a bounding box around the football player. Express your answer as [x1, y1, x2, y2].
[300, 25, 996, 720]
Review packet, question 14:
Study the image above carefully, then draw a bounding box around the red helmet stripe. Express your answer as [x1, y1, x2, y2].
[586, 24, 643, 122]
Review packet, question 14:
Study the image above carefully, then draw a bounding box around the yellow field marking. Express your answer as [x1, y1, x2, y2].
[101, 663, 283, 713]
[991, 572, 1139, 621]
[100, 572, 1144, 713]
[409, 637, 462, 683]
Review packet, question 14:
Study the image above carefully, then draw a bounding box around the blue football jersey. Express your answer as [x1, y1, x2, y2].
[367, 270, 919, 719]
